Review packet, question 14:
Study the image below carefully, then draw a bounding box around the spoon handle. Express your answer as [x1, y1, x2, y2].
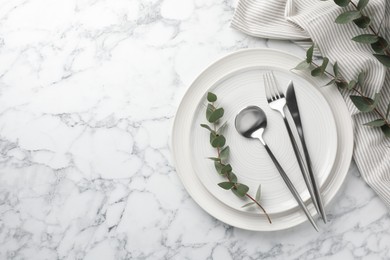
[263, 144, 319, 232]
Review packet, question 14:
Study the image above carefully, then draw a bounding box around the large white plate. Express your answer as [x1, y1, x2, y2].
[172, 48, 354, 231]
[191, 67, 337, 214]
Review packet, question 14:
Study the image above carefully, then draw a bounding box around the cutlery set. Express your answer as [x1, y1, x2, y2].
[235, 72, 326, 231]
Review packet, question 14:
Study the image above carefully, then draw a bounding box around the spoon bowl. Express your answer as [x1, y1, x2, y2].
[235, 106, 267, 143]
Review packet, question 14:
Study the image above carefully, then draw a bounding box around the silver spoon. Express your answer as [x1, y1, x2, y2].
[235, 106, 319, 231]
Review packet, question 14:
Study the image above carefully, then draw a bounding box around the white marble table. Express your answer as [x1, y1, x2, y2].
[0, 0, 389, 259]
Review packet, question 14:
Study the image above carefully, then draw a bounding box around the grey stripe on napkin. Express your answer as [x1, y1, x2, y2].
[232, 0, 390, 208]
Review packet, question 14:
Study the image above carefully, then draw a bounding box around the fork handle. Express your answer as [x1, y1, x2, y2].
[282, 117, 321, 216]
[263, 144, 319, 232]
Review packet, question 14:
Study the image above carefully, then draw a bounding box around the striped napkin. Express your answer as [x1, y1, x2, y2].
[231, 0, 390, 208]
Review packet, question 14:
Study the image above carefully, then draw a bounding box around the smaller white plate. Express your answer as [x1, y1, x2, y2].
[191, 67, 337, 214]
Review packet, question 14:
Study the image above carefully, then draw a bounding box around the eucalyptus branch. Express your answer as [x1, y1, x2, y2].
[200, 92, 272, 223]
[333, 0, 390, 66]
[293, 44, 390, 137]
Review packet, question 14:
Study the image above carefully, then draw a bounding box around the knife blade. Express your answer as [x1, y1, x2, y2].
[286, 81, 327, 223]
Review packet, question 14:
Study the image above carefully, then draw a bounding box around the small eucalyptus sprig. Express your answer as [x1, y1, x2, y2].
[200, 92, 271, 223]
[333, 0, 390, 67]
[294, 45, 390, 137]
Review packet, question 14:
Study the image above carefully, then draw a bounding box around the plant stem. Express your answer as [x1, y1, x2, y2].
[211, 113, 271, 223]
[311, 61, 390, 128]
[246, 193, 272, 224]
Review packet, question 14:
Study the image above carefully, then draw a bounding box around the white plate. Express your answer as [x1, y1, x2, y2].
[172, 48, 353, 231]
[191, 67, 337, 214]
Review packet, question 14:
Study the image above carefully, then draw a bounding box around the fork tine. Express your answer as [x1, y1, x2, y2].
[264, 73, 272, 101]
[270, 71, 284, 98]
[269, 71, 280, 99]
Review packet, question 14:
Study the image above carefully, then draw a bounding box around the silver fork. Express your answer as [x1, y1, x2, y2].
[263, 72, 321, 217]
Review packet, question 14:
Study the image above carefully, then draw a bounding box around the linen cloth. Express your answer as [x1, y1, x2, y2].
[231, 0, 390, 207]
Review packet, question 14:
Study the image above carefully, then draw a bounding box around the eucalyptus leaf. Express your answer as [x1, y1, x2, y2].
[352, 34, 378, 44]
[210, 132, 216, 144]
[374, 54, 390, 67]
[241, 202, 255, 208]
[358, 72, 365, 87]
[334, 0, 350, 7]
[211, 135, 226, 148]
[386, 103, 390, 119]
[207, 157, 221, 161]
[217, 121, 227, 135]
[220, 146, 230, 161]
[207, 92, 217, 102]
[364, 119, 386, 127]
[306, 45, 314, 63]
[208, 108, 224, 123]
[206, 104, 214, 120]
[321, 57, 329, 69]
[294, 60, 310, 70]
[256, 184, 261, 201]
[357, 0, 369, 10]
[228, 172, 237, 183]
[381, 125, 390, 137]
[221, 164, 232, 175]
[348, 80, 357, 90]
[335, 11, 361, 24]
[200, 124, 215, 133]
[214, 161, 224, 174]
[311, 67, 323, 77]
[371, 37, 388, 54]
[353, 15, 371, 29]
[350, 95, 376, 112]
[218, 182, 234, 190]
[325, 79, 336, 86]
[336, 81, 348, 89]
[333, 61, 339, 76]
[232, 183, 249, 197]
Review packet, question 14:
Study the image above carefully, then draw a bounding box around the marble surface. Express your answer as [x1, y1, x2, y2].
[0, 0, 389, 259]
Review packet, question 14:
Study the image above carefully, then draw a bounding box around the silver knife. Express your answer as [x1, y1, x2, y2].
[286, 81, 327, 223]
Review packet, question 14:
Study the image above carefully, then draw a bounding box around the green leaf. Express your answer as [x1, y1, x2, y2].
[336, 81, 348, 89]
[364, 119, 386, 127]
[294, 60, 310, 70]
[357, 0, 369, 10]
[350, 95, 376, 112]
[214, 161, 224, 174]
[221, 164, 232, 175]
[348, 80, 357, 90]
[374, 54, 390, 67]
[335, 11, 361, 24]
[333, 61, 339, 76]
[373, 93, 381, 107]
[232, 183, 249, 197]
[325, 79, 336, 86]
[208, 108, 224, 123]
[227, 172, 237, 183]
[306, 45, 314, 63]
[322, 57, 329, 69]
[371, 37, 388, 54]
[206, 104, 214, 120]
[220, 146, 230, 161]
[311, 67, 323, 77]
[210, 132, 216, 144]
[211, 135, 226, 148]
[386, 103, 390, 119]
[334, 0, 350, 7]
[217, 121, 227, 135]
[207, 157, 221, 161]
[218, 182, 234, 190]
[381, 125, 390, 137]
[353, 16, 371, 29]
[352, 34, 378, 44]
[241, 202, 255, 208]
[256, 184, 261, 201]
[200, 124, 215, 133]
[358, 72, 365, 87]
[207, 92, 217, 102]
